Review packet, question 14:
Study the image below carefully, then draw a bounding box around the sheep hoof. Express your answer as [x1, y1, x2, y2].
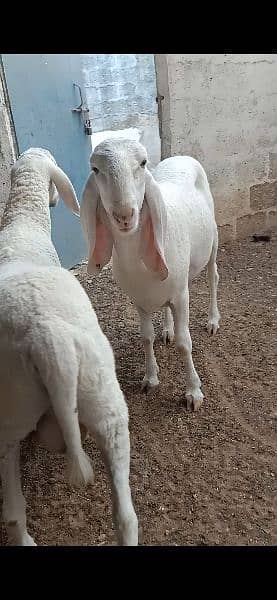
[162, 329, 174, 345]
[185, 390, 204, 412]
[207, 319, 219, 336]
[22, 534, 37, 546]
[14, 533, 37, 546]
[141, 376, 159, 393]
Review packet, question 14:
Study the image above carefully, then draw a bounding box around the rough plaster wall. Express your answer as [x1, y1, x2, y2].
[0, 63, 17, 222]
[81, 54, 161, 167]
[155, 54, 277, 241]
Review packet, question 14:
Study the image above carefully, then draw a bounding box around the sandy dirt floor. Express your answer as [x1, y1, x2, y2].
[0, 233, 276, 546]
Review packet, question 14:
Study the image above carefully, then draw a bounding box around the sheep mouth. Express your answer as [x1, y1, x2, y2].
[118, 225, 134, 232]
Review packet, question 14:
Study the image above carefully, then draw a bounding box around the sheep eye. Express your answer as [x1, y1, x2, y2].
[92, 166, 99, 175]
[140, 159, 147, 168]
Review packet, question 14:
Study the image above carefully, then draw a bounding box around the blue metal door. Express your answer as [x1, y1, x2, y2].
[2, 54, 91, 268]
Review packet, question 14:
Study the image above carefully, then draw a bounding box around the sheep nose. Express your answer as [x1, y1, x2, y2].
[113, 208, 134, 227]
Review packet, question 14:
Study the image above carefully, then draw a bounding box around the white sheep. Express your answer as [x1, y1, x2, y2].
[91, 127, 141, 153]
[80, 139, 220, 411]
[0, 148, 138, 546]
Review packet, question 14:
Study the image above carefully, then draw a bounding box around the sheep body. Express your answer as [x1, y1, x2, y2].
[81, 140, 220, 410]
[113, 158, 216, 313]
[0, 263, 119, 440]
[0, 149, 138, 546]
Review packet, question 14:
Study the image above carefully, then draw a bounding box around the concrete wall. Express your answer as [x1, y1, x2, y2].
[0, 59, 17, 221]
[155, 54, 277, 242]
[81, 54, 161, 166]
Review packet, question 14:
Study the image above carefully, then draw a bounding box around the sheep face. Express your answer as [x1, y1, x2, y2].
[90, 139, 148, 236]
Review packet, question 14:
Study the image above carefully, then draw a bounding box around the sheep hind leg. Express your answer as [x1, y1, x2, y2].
[80, 407, 138, 546]
[207, 233, 220, 335]
[0, 442, 36, 546]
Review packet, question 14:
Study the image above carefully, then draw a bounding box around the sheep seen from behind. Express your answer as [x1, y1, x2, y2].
[0, 148, 138, 546]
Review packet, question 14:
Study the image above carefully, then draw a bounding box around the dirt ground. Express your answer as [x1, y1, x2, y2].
[0, 233, 276, 546]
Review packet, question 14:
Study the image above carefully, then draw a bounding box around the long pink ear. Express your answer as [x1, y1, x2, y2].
[139, 168, 168, 281]
[80, 173, 113, 275]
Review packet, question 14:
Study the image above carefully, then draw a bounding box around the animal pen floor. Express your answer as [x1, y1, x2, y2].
[0, 234, 276, 546]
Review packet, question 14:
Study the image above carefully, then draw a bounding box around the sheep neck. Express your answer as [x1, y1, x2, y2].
[113, 226, 141, 265]
[1, 167, 51, 235]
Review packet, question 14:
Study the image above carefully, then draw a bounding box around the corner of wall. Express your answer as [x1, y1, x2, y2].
[0, 56, 18, 221]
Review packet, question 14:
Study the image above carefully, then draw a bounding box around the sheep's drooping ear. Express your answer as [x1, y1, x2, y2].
[80, 173, 113, 276]
[140, 168, 168, 281]
[49, 164, 80, 216]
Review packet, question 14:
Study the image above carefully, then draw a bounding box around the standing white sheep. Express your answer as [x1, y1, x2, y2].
[80, 139, 220, 411]
[0, 148, 138, 546]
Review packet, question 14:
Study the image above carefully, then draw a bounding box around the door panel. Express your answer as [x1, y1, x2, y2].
[2, 54, 91, 268]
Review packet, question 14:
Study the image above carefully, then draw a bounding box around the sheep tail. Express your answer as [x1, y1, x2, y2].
[29, 319, 94, 487]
